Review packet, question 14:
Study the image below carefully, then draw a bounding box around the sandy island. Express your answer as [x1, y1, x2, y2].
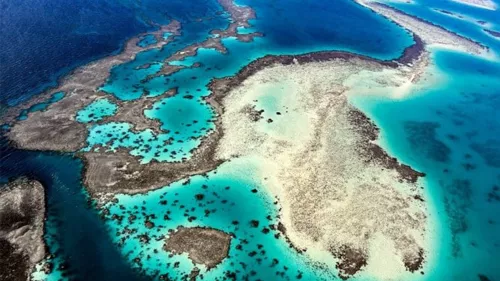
[0, 178, 47, 281]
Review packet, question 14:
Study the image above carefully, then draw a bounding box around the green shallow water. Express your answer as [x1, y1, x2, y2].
[103, 159, 337, 280]
[350, 48, 500, 281]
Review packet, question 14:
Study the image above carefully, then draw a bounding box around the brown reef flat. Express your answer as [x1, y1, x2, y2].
[4, 20, 181, 152]
[149, 0, 262, 80]
[0, 178, 46, 281]
[1, 20, 181, 127]
[163, 226, 232, 269]
[2, 0, 493, 279]
[332, 246, 368, 280]
[5, 35, 429, 202]
[100, 88, 178, 134]
[82, 129, 223, 199]
[211, 0, 263, 42]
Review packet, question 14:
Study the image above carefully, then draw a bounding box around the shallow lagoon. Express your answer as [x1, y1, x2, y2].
[89, 0, 414, 163]
[95, 2, 500, 277]
[351, 48, 500, 280]
[348, 2, 500, 280]
[76, 98, 118, 123]
[103, 159, 337, 280]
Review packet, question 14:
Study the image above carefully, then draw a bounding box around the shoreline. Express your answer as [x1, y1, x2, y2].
[1, 0, 261, 153]
[1, 1, 498, 280]
[147, 0, 263, 81]
[84, 41, 429, 200]
[2, 0, 487, 195]
[3, 0, 482, 227]
[2, 20, 181, 152]
[1, 0, 264, 200]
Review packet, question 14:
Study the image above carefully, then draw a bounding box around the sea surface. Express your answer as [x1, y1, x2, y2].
[0, 0, 499, 280]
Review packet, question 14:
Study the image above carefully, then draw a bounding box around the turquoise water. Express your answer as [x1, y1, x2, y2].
[386, 0, 500, 52]
[162, 32, 172, 40]
[350, 4, 500, 277]
[76, 98, 118, 123]
[0, 141, 146, 281]
[90, 0, 414, 163]
[103, 160, 336, 280]
[85, 121, 202, 163]
[90, 29, 412, 162]
[17, 91, 65, 121]
[350, 1, 500, 279]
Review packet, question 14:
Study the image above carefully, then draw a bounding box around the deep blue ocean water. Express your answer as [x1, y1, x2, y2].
[0, 0, 147, 106]
[1, 0, 500, 280]
[0, 0, 226, 106]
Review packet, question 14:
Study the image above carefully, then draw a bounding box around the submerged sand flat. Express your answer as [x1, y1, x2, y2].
[214, 58, 428, 279]
[452, 0, 497, 10]
[357, 0, 487, 55]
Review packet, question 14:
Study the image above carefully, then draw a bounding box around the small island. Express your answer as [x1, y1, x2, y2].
[164, 226, 232, 270]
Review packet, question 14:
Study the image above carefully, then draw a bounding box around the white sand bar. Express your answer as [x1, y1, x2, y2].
[215, 57, 430, 279]
[357, 0, 488, 55]
[452, 0, 496, 10]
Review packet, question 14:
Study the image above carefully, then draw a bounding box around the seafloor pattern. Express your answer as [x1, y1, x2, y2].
[1, 0, 500, 280]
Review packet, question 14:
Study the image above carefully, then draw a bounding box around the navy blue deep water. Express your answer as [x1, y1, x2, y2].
[0, 0, 226, 106]
[237, 0, 414, 59]
[0, 0, 148, 106]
